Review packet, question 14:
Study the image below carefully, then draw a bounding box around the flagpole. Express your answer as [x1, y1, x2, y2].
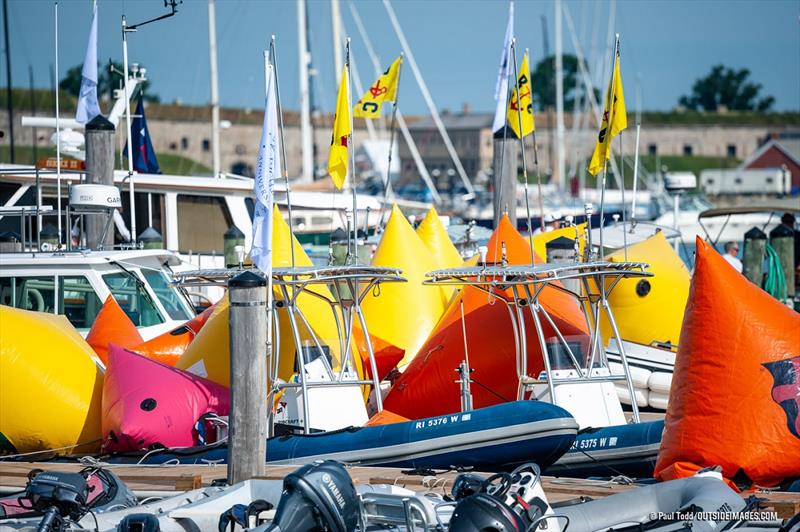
[378, 54, 404, 231]
[345, 38, 358, 264]
[630, 121, 641, 229]
[270, 35, 295, 268]
[619, 129, 627, 261]
[122, 14, 137, 244]
[54, 1, 63, 247]
[598, 33, 620, 261]
[510, 40, 535, 266]
[262, 48, 275, 436]
[527, 47, 546, 233]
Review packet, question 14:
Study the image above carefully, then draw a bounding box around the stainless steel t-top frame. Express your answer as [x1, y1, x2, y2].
[424, 261, 652, 423]
[172, 265, 406, 435]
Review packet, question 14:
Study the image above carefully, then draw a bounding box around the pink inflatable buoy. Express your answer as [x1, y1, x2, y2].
[101, 344, 230, 453]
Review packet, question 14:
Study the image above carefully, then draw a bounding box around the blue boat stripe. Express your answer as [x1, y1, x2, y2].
[557, 442, 661, 465]
[269, 418, 578, 466]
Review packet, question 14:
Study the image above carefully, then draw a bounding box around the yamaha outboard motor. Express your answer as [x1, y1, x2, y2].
[264, 460, 359, 532]
[25, 471, 89, 532]
[448, 493, 528, 532]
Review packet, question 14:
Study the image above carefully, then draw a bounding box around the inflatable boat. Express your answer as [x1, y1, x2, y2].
[548, 419, 664, 478]
[105, 401, 578, 472]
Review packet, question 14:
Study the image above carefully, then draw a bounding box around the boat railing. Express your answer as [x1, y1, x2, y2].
[426, 261, 652, 423]
[171, 265, 406, 434]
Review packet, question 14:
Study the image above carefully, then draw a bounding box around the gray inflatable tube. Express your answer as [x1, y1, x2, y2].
[553, 476, 745, 532]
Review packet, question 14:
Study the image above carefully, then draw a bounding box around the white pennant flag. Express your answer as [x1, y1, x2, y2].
[76, 5, 101, 124]
[250, 62, 280, 275]
[492, 1, 514, 133]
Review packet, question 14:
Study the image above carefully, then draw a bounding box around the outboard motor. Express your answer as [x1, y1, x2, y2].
[25, 471, 89, 532]
[264, 460, 359, 532]
[448, 493, 528, 532]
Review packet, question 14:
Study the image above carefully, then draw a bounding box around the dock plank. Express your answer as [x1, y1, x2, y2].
[1, 462, 797, 517]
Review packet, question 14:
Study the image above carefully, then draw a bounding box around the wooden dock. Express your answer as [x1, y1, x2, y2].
[1, 462, 797, 518]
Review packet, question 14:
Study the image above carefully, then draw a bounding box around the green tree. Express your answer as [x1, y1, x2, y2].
[531, 54, 599, 112]
[59, 60, 160, 105]
[679, 65, 774, 112]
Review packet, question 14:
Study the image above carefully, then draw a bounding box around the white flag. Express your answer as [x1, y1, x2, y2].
[492, 1, 514, 133]
[250, 63, 280, 275]
[76, 5, 101, 124]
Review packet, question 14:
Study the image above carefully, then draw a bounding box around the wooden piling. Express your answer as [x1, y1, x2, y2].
[84, 115, 116, 249]
[227, 270, 268, 485]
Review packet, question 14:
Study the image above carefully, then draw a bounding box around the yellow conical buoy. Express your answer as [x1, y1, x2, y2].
[416, 207, 463, 270]
[531, 223, 586, 260]
[600, 231, 690, 347]
[0, 306, 103, 454]
[178, 207, 363, 385]
[362, 204, 446, 368]
[416, 207, 463, 305]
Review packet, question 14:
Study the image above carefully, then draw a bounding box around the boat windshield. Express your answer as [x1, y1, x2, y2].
[102, 272, 164, 327]
[139, 269, 194, 321]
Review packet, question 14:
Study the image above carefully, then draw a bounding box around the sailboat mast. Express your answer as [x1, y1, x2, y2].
[331, 0, 343, 84]
[208, 0, 221, 178]
[382, 0, 475, 200]
[3, 0, 14, 163]
[54, 1, 62, 247]
[297, 0, 313, 182]
[554, 0, 566, 192]
[349, 1, 439, 204]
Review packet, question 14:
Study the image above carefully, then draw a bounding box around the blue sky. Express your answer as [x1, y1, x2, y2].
[4, 0, 799, 115]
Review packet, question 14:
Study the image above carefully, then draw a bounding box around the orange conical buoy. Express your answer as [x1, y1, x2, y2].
[132, 304, 215, 366]
[654, 237, 800, 487]
[383, 214, 590, 419]
[85, 296, 143, 365]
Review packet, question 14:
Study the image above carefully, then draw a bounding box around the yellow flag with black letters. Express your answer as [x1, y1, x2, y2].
[507, 51, 534, 139]
[328, 66, 351, 189]
[353, 55, 402, 119]
[588, 49, 627, 176]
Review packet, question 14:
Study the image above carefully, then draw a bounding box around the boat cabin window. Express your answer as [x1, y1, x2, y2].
[139, 269, 193, 321]
[102, 272, 164, 327]
[0, 276, 56, 314]
[176, 195, 232, 253]
[60, 276, 103, 330]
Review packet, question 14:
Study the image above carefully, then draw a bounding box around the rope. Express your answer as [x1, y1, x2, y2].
[763, 243, 787, 301]
[0, 438, 102, 460]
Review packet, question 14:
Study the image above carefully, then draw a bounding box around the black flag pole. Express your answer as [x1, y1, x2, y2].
[510, 40, 535, 266]
[378, 54, 404, 231]
[270, 35, 296, 268]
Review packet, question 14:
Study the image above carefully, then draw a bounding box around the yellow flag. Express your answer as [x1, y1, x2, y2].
[328, 66, 351, 189]
[588, 50, 627, 176]
[507, 51, 535, 139]
[353, 56, 402, 119]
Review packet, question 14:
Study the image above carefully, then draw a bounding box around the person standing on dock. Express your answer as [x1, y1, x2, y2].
[722, 242, 743, 273]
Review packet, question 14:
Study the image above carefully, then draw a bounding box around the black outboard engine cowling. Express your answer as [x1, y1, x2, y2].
[264, 460, 359, 532]
[448, 493, 528, 532]
[25, 471, 88, 520]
